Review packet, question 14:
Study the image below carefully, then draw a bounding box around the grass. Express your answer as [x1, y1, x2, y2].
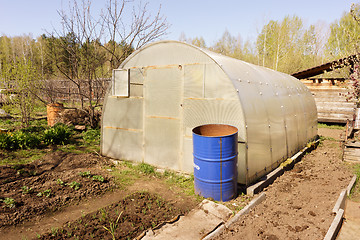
[107, 160, 199, 199]
[349, 164, 360, 200]
[107, 164, 139, 188]
[163, 170, 196, 197]
[0, 148, 47, 166]
[318, 123, 345, 130]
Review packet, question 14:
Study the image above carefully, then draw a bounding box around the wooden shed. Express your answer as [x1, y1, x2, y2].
[292, 55, 359, 124]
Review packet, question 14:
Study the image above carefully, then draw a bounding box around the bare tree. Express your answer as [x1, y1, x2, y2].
[101, 0, 170, 69]
[44, 0, 170, 127]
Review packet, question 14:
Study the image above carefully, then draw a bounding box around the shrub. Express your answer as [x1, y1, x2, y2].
[82, 129, 100, 143]
[43, 123, 72, 145]
[13, 131, 41, 149]
[0, 132, 18, 150]
[0, 131, 41, 150]
[20, 125, 45, 133]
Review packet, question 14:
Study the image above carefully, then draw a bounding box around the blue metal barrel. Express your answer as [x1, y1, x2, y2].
[192, 124, 238, 202]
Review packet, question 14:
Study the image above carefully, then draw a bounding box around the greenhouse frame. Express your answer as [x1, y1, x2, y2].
[101, 40, 318, 185]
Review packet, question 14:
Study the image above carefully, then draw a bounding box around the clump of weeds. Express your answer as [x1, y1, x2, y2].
[67, 181, 81, 190]
[0, 197, 16, 208]
[92, 175, 105, 182]
[37, 189, 52, 197]
[56, 179, 65, 186]
[79, 171, 92, 178]
[103, 211, 123, 240]
[21, 185, 34, 194]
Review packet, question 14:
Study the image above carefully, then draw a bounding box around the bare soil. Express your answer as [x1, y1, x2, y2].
[1, 127, 357, 240]
[0, 150, 198, 240]
[216, 127, 354, 240]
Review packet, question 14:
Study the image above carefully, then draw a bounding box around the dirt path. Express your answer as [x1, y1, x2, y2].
[215, 128, 353, 240]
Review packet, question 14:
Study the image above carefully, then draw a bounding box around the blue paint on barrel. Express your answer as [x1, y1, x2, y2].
[192, 124, 238, 202]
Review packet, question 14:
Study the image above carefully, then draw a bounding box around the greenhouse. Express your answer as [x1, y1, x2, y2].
[101, 40, 317, 185]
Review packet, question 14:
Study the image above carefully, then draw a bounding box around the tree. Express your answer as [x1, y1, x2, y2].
[101, 0, 169, 70]
[255, 15, 328, 74]
[212, 30, 241, 58]
[327, 3, 360, 58]
[256, 16, 305, 73]
[44, 0, 169, 128]
[1, 58, 40, 126]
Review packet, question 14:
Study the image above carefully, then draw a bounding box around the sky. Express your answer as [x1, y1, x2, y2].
[0, 0, 356, 45]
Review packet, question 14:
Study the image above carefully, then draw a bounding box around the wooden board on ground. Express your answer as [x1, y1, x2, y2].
[343, 142, 360, 162]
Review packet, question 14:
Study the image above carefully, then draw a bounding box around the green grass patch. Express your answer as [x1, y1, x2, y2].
[163, 170, 197, 197]
[318, 135, 337, 144]
[318, 123, 345, 130]
[0, 148, 47, 166]
[108, 166, 139, 188]
[136, 163, 156, 175]
[108, 161, 199, 199]
[349, 164, 360, 200]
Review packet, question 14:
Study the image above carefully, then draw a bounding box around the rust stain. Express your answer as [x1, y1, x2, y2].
[146, 116, 179, 120]
[104, 126, 142, 132]
[185, 97, 226, 100]
[145, 64, 181, 70]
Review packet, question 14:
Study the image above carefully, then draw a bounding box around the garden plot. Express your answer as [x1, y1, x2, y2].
[214, 127, 356, 240]
[0, 150, 200, 240]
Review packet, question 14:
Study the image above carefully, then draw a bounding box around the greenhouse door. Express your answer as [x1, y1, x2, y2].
[143, 66, 183, 170]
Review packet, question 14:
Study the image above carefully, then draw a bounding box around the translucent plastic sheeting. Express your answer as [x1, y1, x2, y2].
[145, 67, 182, 118]
[144, 117, 181, 170]
[102, 127, 143, 162]
[102, 97, 143, 130]
[101, 41, 318, 185]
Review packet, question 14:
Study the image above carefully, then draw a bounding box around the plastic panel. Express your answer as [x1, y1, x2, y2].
[184, 64, 204, 98]
[102, 127, 143, 162]
[112, 69, 129, 97]
[183, 98, 246, 141]
[122, 41, 213, 69]
[102, 97, 143, 130]
[182, 137, 195, 172]
[205, 63, 238, 99]
[145, 67, 182, 118]
[129, 68, 144, 97]
[144, 117, 181, 170]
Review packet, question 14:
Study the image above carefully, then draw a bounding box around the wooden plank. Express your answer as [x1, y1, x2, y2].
[345, 142, 360, 148]
[344, 149, 360, 153]
[318, 109, 355, 114]
[343, 157, 360, 163]
[318, 118, 349, 124]
[344, 149, 360, 154]
[309, 88, 349, 92]
[318, 112, 353, 117]
[316, 102, 356, 107]
[314, 98, 350, 103]
[344, 155, 360, 161]
[318, 114, 353, 120]
[343, 154, 360, 159]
